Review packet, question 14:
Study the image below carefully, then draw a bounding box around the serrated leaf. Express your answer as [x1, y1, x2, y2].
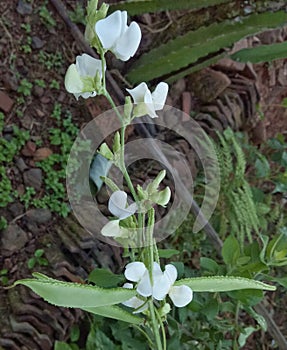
[230, 41, 287, 63]
[82, 305, 142, 324]
[12, 275, 136, 308]
[127, 11, 287, 84]
[174, 276, 276, 292]
[109, 0, 230, 16]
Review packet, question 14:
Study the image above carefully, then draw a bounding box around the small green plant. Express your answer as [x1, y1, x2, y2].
[39, 3, 56, 28]
[27, 249, 49, 269]
[38, 50, 63, 70]
[17, 78, 33, 96]
[20, 187, 37, 208]
[35, 79, 46, 88]
[68, 3, 86, 25]
[49, 79, 60, 89]
[0, 269, 9, 286]
[0, 216, 8, 230]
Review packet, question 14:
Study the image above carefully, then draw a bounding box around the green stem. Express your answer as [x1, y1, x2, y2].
[148, 299, 163, 350]
[155, 307, 167, 350]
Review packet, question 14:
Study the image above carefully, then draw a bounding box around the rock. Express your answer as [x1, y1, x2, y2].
[23, 168, 42, 190]
[26, 208, 52, 224]
[8, 202, 25, 217]
[0, 91, 14, 113]
[15, 157, 29, 172]
[40, 96, 51, 104]
[33, 147, 53, 161]
[16, 0, 33, 15]
[32, 86, 44, 97]
[21, 141, 36, 156]
[2, 73, 18, 91]
[189, 68, 231, 103]
[20, 115, 33, 129]
[1, 223, 28, 252]
[31, 36, 44, 49]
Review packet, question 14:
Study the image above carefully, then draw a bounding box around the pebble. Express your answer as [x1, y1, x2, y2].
[21, 140, 36, 156]
[21, 115, 33, 129]
[8, 202, 25, 217]
[31, 36, 44, 49]
[15, 157, 29, 172]
[0, 91, 14, 113]
[16, 0, 33, 15]
[23, 168, 42, 190]
[26, 208, 52, 224]
[32, 86, 44, 97]
[1, 223, 28, 252]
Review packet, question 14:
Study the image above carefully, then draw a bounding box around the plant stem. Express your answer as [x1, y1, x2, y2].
[148, 299, 163, 350]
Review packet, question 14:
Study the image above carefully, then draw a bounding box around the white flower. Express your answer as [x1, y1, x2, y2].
[124, 262, 193, 308]
[95, 10, 141, 61]
[101, 191, 137, 237]
[126, 82, 168, 118]
[64, 53, 104, 100]
[122, 283, 148, 313]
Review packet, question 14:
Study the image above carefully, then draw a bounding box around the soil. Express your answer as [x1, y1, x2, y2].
[0, 0, 287, 349]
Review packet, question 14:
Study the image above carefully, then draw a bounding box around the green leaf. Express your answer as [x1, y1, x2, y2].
[158, 249, 180, 258]
[174, 276, 276, 292]
[127, 11, 287, 83]
[246, 306, 267, 331]
[230, 41, 287, 63]
[109, 0, 230, 15]
[12, 274, 136, 308]
[34, 249, 44, 258]
[228, 289, 263, 306]
[70, 325, 80, 343]
[200, 257, 219, 274]
[238, 327, 258, 347]
[88, 268, 125, 288]
[269, 276, 287, 288]
[82, 305, 142, 324]
[54, 341, 73, 350]
[222, 235, 240, 266]
[255, 156, 270, 178]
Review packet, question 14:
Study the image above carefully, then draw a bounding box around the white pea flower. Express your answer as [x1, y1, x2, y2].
[64, 53, 105, 100]
[101, 190, 137, 237]
[122, 283, 148, 313]
[126, 82, 168, 118]
[95, 10, 141, 61]
[124, 262, 193, 308]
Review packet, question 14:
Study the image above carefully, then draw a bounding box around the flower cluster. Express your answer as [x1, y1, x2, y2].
[64, 7, 168, 116]
[123, 262, 193, 309]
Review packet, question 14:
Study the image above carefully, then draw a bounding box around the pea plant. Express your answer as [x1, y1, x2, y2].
[11, 1, 276, 349]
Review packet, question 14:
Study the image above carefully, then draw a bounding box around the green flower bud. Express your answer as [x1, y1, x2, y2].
[98, 142, 113, 160]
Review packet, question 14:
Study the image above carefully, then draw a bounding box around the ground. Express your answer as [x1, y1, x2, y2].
[0, 0, 287, 349]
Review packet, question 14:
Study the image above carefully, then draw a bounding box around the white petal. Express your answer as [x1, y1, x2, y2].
[95, 10, 123, 50]
[152, 274, 171, 300]
[108, 190, 136, 219]
[137, 269, 152, 297]
[123, 283, 133, 289]
[114, 21, 141, 61]
[126, 82, 148, 104]
[169, 285, 193, 307]
[101, 219, 121, 237]
[164, 264, 177, 285]
[76, 53, 102, 78]
[125, 262, 147, 282]
[152, 82, 169, 110]
[64, 64, 83, 94]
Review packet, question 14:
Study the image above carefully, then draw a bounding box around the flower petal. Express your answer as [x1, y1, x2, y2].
[164, 264, 177, 285]
[114, 21, 141, 61]
[152, 274, 171, 300]
[137, 269, 152, 297]
[152, 82, 169, 110]
[108, 190, 136, 219]
[126, 82, 148, 104]
[64, 64, 83, 94]
[101, 219, 121, 237]
[95, 10, 123, 50]
[169, 285, 193, 307]
[76, 53, 102, 78]
[125, 262, 147, 282]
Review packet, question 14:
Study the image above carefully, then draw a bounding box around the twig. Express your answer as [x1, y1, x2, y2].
[49, 0, 287, 348]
